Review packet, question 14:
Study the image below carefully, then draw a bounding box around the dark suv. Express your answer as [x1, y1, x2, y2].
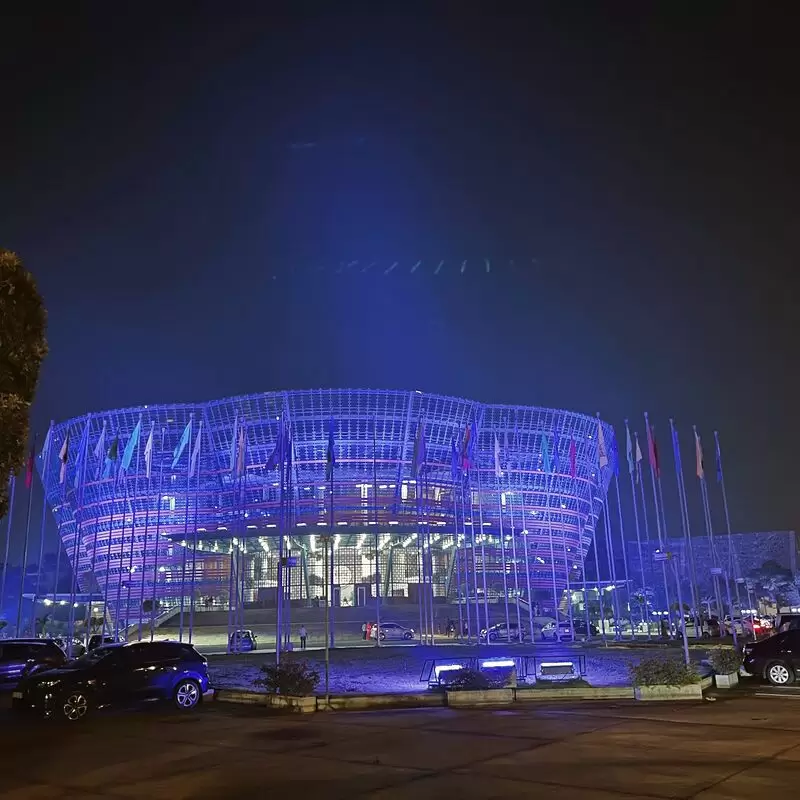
[742, 629, 800, 686]
[0, 639, 67, 687]
[12, 640, 209, 721]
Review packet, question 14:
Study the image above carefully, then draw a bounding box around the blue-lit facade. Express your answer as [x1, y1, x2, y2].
[39, 389, 614, 629]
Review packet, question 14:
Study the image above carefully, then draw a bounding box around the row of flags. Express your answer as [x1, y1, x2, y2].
[30, 413, 727, 490]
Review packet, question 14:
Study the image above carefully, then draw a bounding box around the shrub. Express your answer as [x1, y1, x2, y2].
[707, 647, 742, 675]
[629, 657, 700, 687]
[444, 668, 506, 691]
[253, 660, 320, 696]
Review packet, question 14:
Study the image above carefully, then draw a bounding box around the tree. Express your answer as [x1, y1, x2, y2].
[0, 249, 48, 518]
[747, 560, 794, 605]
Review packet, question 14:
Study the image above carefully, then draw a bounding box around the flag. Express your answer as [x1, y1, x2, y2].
[715, 435, 723, 483]
[460, 423, 472, 471]
[540, 433, 552, 474]
[189, 419, 203, 478]
[144, 423, 154, 479]
[103, 433, 119, 479]
[325, 418, 336, 481]
[265, 419, 286, 472]
[493, 434, 502, 478]
[229, 414, 239, 473]
[59, 429, 70, 485]
[647, 424, 661, 477]
[597, 420, 609, 468]
[41, 424, 52, 462]
[236, 423, 246, 478]
[552, 427, 562, 473]
[694, 430, 705, 480]
[450, 438, 460, 482]
[625, 425, 634, 474]
[569, 438, 577, 478]
[93, 421, 107, 479]
[121, 417, 142, 472]
[25, 442, 35, 489]
[634, 433, 643, 484]
[172, 418, 192, 468]
[411, 418, 426, 476]
[73, 421, 90, 489]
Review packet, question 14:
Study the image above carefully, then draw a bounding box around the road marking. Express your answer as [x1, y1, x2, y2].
[754, 692, 800, 699]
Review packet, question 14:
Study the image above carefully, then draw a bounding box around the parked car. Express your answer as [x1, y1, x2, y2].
[87, 634, 119, 652]
[0, 639, 68, 687]
[12, 640, 209, 721]
[229, 629, 257, 652]
[479, 622, 527, 643]
[543, 619, 600, 641]
[741, 629, 800, 686]
[370, 622, 416, 641]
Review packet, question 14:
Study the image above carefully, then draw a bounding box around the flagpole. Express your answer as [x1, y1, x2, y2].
[573, 441, 593, 641]
[495, 441, 511, 641]
[0, 476, 15, 615]
[34, 423, 54, 601]
[613, 474, 633, 639]
[426, 468, 435, 644]
[625, 423, 650, 640]
[472, 417, 490, 639]
[16, 434, 37, 635]
[187, 420, 203, 645]
[101, 433, 120, 639]
[646, 414, 689, 664]
[137, 423, 154, 642]
[372, 416, 381, 647]
[513, 425, 535, 644]
[596, 416, 622, 639]
[641, 420, 672, 639]
[67, 416, 91, 654]
[123, 431, 143, 637]
[451, 453, 465, 641]
[714, 431, 742, 612]
[503, 431, 524, 642]
[327, 417, 335, 651]
[276, 418, 285, 664]
[149, 427, 167, 641]
[669, 420, 702, 638]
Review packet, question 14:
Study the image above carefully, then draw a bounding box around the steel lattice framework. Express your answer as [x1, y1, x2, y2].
[39, 389, 615, 628]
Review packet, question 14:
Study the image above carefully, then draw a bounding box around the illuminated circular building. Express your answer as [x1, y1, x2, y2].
[40, 389, 615, 634]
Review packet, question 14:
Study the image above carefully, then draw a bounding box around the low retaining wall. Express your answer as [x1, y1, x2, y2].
[634, 683, 704, 701]
[214, 683, 651, 711]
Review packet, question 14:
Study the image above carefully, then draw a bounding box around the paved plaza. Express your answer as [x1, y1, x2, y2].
[2, 693, 800, 798]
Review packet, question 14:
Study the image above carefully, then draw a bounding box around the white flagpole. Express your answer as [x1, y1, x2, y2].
[714, 431, 742, 612]
[372, 416, 382, 647]
[137, 423, 155, 641]
[0, 476, 15, 613]
[515, 426, 535, 643]
[495, 435, 511, 640]
[149, 427, 167, 641]
[625, 423, 650, 639]
[178, 415, 194, 642]
[646, 413, 689, 664]
[451, 461, 465, 640]
[474, 428, 490, 638]
[503, 430, 524, 642]
[187, 419, 202, 645]
[34, 423, 54, 600]
[669, 420, 703, 637]
[16, 435, 37, 635]
[67, 416, 91, 654]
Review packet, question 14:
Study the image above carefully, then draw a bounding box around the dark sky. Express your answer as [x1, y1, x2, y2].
[1, 2, 798, 536]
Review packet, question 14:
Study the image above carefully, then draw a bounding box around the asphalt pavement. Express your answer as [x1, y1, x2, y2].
[2, 686, 800, 798]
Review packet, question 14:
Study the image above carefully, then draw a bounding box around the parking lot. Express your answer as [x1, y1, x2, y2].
[1, 690, 800, 799]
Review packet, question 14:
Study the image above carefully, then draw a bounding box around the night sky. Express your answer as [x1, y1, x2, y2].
[1, 2, 798, 540]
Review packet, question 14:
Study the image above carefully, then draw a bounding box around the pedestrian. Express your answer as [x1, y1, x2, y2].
[361, 621, 367, 640]
[299, 625, 307, 650]
[366, 621, 373, 641]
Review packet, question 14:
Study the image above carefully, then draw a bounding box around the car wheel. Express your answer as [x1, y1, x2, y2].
[379, 633, 386, 641]
[702, 632, 711, 639]
[488, 632, 497, 642]
[403, 632, 413, 640]
[174, 679, 202, 711]
[61, 691, 91, 722]
[766, 661, 794, 687]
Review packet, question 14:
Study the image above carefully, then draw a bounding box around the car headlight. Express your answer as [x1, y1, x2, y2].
[37, 679, 62, 689]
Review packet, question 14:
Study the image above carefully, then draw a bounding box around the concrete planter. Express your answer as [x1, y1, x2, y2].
[714, 672, 739, 689]
[321, 692, 445, 712]
[515, 686, 634, 702]
[446, 688, 515, 708]
[634, 683, 703, 702]
[214, 689, 317, 713]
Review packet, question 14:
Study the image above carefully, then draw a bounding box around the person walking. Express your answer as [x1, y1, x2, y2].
[361, 621, 368, 640]
[298, 625, 307, 650]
